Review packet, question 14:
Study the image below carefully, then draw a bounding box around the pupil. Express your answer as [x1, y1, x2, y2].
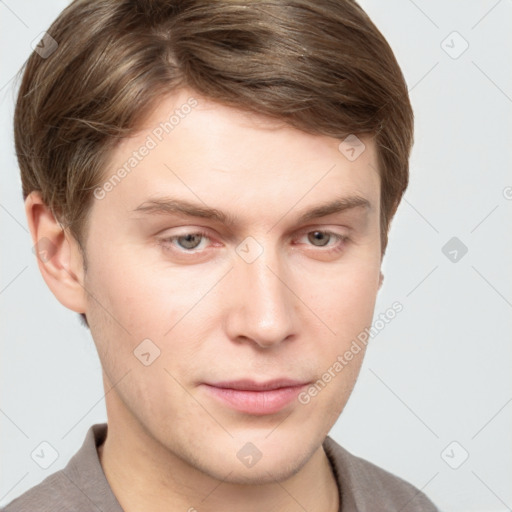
[309, 231, 329, 247]
[179, 234, 201, 249]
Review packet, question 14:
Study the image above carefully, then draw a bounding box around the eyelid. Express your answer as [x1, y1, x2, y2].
[293, 224, 351, 241]
[294, 224, 350, 236]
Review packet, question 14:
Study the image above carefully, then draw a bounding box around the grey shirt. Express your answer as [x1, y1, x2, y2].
[2, 423, 438, 511]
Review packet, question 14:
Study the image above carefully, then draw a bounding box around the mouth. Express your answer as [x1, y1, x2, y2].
[201, 379, 310, 415]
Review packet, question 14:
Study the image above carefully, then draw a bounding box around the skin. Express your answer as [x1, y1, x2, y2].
[26, 87, 384, 512]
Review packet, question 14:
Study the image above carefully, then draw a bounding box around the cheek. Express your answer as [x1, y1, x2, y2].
[84, 241, 216, 380]
[299, 262, 379, 336]
[85, 241, 185, 333]
[83, 247, 201, 418]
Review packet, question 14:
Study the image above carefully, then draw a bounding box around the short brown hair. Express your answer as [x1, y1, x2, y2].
[14, 0, 413, 326]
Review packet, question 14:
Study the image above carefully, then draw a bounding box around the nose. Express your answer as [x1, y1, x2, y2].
[224, 241, 297, 349]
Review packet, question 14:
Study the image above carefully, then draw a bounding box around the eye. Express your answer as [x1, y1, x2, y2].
[307, 230, 334, 247]
[159, 230, 212, 252]
[157, 228, 349, 257]
[297, 230, 348, 251]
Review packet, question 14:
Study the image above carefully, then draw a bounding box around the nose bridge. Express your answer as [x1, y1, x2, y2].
[228, 236, 296, 347]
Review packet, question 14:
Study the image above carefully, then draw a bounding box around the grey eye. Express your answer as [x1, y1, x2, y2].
[307, 231, 331, 247]
[176, 233, 204, 250]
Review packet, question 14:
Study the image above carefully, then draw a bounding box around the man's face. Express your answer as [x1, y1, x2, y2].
[83, 87, 382, 483]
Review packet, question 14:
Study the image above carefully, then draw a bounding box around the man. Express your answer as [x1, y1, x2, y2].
[5, 0, 438, 510]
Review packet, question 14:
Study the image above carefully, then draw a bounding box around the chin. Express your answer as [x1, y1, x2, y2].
[193, 434, 317, 485]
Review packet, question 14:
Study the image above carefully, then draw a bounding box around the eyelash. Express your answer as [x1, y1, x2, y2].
[158, 229, 349, 255]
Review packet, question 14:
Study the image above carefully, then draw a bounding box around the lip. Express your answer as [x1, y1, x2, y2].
[201, 379, 309, 415]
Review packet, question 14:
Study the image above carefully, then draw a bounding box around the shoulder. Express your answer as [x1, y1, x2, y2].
[323, 435, 439, 512]
[1, 468, 90, 512]
[2, 423, 122, 512]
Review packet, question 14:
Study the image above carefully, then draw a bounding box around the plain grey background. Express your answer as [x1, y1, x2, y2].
[1, 1, 511, 511]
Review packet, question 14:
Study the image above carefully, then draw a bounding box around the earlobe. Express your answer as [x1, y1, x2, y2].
[378, 270, 384, 289]
[25, 191, 88, 314]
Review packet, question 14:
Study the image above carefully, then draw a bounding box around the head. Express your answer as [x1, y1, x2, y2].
[16, 0, 413, 484]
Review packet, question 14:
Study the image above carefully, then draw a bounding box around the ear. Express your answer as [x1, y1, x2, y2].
[25, 191, 88, 314]
[378, 270, 384, 290]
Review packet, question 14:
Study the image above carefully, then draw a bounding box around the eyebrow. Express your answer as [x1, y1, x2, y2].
[131, 194, 371, 227]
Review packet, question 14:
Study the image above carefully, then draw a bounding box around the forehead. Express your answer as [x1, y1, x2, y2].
[94, 88, 380, 226]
